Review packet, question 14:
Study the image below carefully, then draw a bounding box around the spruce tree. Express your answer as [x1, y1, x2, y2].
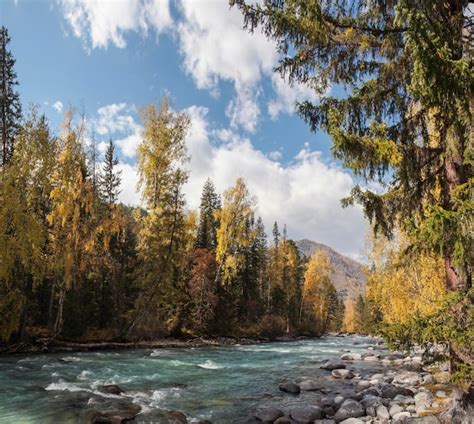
[0, 26, 22, 166]
[99, 138, 122, 205]
[196, 178, 221, 251]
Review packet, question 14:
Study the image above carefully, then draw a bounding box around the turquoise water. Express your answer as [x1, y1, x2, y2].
[0, 336, 383, 423]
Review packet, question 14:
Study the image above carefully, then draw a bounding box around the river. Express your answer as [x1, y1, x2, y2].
[0, 335, 386, 423]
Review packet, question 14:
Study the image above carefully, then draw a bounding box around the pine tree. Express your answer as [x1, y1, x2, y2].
[99, 138, 122, 205]
[195, 178, 221, 251]
[0, 26, 22, 166]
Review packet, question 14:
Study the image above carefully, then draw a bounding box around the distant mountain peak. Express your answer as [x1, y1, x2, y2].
[295, 239, 367, 300]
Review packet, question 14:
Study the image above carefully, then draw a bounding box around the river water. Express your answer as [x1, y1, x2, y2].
[0, 335, 385, 423]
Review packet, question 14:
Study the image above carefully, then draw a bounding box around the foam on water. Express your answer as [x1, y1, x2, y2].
[196, 360, 223, 370]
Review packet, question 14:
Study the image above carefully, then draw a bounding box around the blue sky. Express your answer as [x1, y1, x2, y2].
[1, 0, 367, 258]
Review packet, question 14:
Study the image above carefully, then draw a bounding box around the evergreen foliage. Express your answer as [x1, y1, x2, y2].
[0, 26, 22, 166]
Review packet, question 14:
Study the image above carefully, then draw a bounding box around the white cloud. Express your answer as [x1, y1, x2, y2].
[268, 150, 282, 161]
[268, 74, 322, 120]
[52, 100, 63, 113]
[177, 1, 277, 132]
[59, 0, 172, 50]
[117, 162, 141, 205]
[58, 1, 327, 131]
[92, 103, 142, 158]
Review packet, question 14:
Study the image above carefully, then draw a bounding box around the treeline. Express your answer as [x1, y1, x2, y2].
[0, 101, 345, 343]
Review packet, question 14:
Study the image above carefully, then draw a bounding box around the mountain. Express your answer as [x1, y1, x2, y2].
[295, 239, 367, 300]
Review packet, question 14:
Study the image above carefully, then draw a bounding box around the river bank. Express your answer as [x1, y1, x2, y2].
[0, 334, 316, 355]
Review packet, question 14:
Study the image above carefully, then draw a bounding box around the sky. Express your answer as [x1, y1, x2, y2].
[1, 0, 368, 259]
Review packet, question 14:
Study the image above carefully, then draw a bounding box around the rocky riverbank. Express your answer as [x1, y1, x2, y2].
[252, 339, 471, 424]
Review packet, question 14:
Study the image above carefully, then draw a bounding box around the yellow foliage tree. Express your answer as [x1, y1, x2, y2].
[365, 231, 445, 324]
[301, 250, 335, 334]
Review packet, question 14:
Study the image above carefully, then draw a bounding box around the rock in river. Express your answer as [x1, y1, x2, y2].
[380, 383, 414, 399]
[332, 369, 354, 379]
[279, 381, 300, 394]
[255, 407, 284, 423]
[321, 361, 346, 371]
[290, 406, 323, 422]
[299, 379, 323, 391]
[334, 399, 365, 422]
[98, 385, 124, 395]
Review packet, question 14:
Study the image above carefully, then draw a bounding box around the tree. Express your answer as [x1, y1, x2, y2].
[99, 138, 122, 205]
[300, 250, 335, 335]
[236, 0, 473, 396]
[0, 111, 54, 340]
[130, 98, 190, 338]
[187, 248, 218, 335]
[47, 110, 95, 338]
[0, 26, 22, 166]
[195, 178, 221, 251]
[214, 178, 255, 330]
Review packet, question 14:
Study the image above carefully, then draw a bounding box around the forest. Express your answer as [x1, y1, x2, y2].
[1, 0, 473, 406]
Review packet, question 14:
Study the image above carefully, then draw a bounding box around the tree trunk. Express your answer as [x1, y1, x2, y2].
[52, 289, 65, 339]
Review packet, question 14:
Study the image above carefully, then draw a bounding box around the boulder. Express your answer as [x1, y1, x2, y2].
[381, 384, 414, 399]
[290, 406, 323, 423]
[414, 391, 433, 414]
[334, 395, 345, 407]
[89, 404, 140, 424]
[435, 390, 447, 398]
[392, 411, 411, 422]
[363, 355, 380, 362]
[315, 420, 337, 424]
[393, 394, 415, 405]
[360, 396, 383, 409]
[299, 379, 323, 391]
[334, 399, 365, 422]
[98, 385, 124, 395]
[360, 387, 381, 397]
[332, 369, 354, 379]
[376, 405, 390, 421]
[320, 396, 335, 407]
[339, 419, 364, 424]
[255, 407, 284, 423]
[341, 353, 362, 361]
[321, 361, 346, 371]
[279, 381, 300, 394]
[355, 381, 371, 393]
[393, 371, 422, 386]
[389, 404, 404, 416]
[422, 374, 435, 385]
[323, 406, 336, 418]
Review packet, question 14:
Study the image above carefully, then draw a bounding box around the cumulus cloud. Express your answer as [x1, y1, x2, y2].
[268, 74, 322, 120]
[59, 0, 172, 49]
[92, 103, 142, 159]
[52, 100, 63, 113]
[58, 1, 324, 130]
